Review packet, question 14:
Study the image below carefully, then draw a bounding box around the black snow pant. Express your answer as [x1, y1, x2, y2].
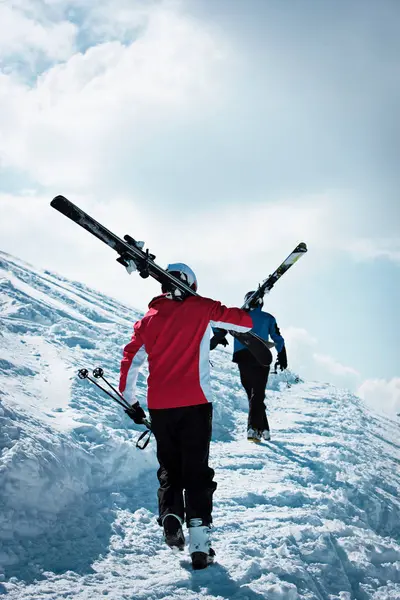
[149, 403, 217, 527]
[233, 349, 271, 432]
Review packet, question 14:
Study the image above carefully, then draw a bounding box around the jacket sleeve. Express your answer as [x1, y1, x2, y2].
[119, 320, 147, 404]
[209, 301, 253, 333]
[269, 316, 285, 353]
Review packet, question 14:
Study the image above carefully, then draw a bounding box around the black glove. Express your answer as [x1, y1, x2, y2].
[277, 347, 288, 371]
[125, 401, 147, 424]
[210, 329, 228, 350]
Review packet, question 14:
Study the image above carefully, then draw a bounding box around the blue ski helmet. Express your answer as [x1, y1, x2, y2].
[166, 263, 198, 292]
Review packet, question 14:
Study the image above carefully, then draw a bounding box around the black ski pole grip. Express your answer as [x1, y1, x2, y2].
[93, 367, 104, 378]
[78, 369, 89, 379]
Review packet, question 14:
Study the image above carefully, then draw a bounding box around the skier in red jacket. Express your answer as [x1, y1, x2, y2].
[119, 263, 252, 570]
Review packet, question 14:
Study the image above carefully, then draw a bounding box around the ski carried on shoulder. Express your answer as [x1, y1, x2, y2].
[50, 195, 273, 367]
[242, 242, 307, 307]
[210, 242, 308, 349]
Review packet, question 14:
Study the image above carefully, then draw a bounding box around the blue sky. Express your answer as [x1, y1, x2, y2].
[0, 0, 399, 414]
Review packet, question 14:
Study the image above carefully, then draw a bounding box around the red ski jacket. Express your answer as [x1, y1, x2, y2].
[119, 294, 252, 409]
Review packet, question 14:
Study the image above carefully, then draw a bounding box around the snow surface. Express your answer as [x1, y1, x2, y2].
[0, 250, 399, 600]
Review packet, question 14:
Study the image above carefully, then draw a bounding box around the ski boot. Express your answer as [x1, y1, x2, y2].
[162, 514, 185, 551]
[247, 428, 262, 443]
[262, 429, 271, 441]
[188, 518, 215, 570]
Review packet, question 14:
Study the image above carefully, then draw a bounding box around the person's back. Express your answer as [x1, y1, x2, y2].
[120, 294, 252, 408]
[233, 306, 285, 359]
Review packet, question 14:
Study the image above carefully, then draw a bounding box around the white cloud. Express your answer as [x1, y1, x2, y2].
[1, 2, 397, 271]
[152, 194, 334, 276]
[279, 327, 317, 349]
[0, 4, 228, 188]
[358, 378, 400, 417]
[307, 354, 360, 390]
[346, 238, 400, 264]
[313, 353, 360, 379]
[71, 0, 170, 41]
[268, 325, 362, 392]
[281, 327, 317, 376]
[0, 3, 76, 64]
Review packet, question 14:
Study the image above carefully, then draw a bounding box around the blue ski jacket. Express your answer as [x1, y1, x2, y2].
[233, 307, 285, 354]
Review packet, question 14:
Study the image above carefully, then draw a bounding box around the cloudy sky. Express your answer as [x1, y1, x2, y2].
[1, 0, 399, 415]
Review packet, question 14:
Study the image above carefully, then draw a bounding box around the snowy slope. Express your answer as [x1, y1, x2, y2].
[0, 250, 399, 600]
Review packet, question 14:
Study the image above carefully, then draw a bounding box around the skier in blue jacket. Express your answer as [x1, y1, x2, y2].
[233, 292, 288, 442]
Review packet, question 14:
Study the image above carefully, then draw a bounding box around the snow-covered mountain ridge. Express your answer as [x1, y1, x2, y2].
[0, 250, 399, 600]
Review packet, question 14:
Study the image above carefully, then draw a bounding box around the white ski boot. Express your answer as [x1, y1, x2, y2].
[162, 514, 185, 551]
[262, 429, 271, 441]
[247, 428, 262, 443]
[188, 518, 215, 570]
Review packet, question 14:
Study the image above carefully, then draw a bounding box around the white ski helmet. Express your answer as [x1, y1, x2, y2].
[166, 263, 198, 292]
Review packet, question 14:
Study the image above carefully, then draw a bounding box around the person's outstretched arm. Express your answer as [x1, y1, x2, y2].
[209, 301, 253, 333]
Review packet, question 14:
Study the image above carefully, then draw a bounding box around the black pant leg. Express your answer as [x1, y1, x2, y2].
[238, 362, 253, 402]
[239, 363, 270, 431]
[179, 404, 217, 526]
[252, 365, 270, 431]
[149, 408, 185, 525]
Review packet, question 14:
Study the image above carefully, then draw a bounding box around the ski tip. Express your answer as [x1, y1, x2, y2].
[50, 195, 69, 207]
[297, 242, 308, 252]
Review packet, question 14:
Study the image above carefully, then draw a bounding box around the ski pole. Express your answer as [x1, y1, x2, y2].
[92, 367, 152, 430]
[78, 369, 130, 410]
[92, 367, 129, 405]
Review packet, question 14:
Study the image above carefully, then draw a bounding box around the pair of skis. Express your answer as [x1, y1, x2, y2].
[50, 195, 307, 365]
